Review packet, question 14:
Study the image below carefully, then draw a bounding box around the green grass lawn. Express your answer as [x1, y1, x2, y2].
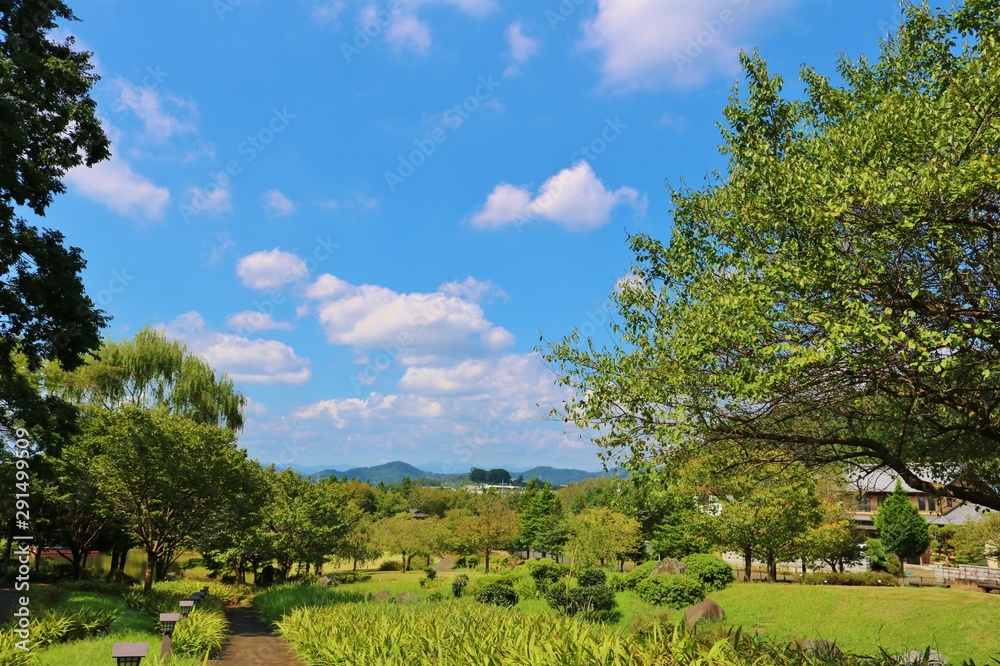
[708, 583, 1000, 663]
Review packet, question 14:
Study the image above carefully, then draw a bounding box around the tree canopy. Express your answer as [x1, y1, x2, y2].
[545, 2, 1000, 511]
[0, 1, 110, 437]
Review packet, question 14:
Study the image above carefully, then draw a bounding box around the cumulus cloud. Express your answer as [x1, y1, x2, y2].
[470, 162, 643, 231]
[237, 249, 310, 291]
[164, 312, 311, 385]
[357, 0, 497, 55]
[293, 392, 398, 428]
[304, 274, 514, 363]
[65, 155, 170, 221]
[262, 189, 297, 218]
[439, 277, 508, 304]
[226, 311, 294, 334]
[114, 79, 197, 141]
[581, 0, 792, 91]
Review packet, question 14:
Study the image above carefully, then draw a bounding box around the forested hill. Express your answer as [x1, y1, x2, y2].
[309, 461, 607, 486]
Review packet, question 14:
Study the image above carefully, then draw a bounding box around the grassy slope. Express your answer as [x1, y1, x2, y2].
[709, 583, 1000, 663]
[34, 590, 203, 666]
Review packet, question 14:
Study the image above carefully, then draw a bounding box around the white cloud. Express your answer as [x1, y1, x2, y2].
[65, 155, 170, 220]
[470, 162, 643, 231]
[581, 0, 792, 91]
[504, 21, 539, 76]
[164, 312, 311, 385]
[293, 393, 398, 428]
[226, 311, 294, 333]
[262, 189, 297, 218]
[439, 277, 508, 303]
[114, 79, 197, 141]
[237, 249, 310, 291]
[311, 1, 347, 27]
[385, 12, 432, 54]
[187, 184, 232, 216]
[359, 0, 497, 55]
[305, 275, 514, 362]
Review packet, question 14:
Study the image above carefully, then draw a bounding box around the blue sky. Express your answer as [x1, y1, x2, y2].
[46, 0, 902, 472]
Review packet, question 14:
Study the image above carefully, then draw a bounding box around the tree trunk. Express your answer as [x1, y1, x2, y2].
[743, 548, 752, 583]
[484, 550, 491, 573]
[401, 551, 407, 571]
[144, 550, 158, 593]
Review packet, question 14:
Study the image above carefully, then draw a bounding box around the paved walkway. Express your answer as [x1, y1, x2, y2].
[433, 554, 457, 573]
[212, 607, 307, 665]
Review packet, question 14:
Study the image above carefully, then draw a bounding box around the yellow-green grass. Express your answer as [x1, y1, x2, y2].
[34, 589, 205, 666]
[709, 583, 1000, 663]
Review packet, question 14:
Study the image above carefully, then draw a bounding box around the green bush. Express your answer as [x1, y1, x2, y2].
[512, 575, 539, 600]
[636, 574, 706, 609]
[466, 555, 479, 569]
[32, 607, 115, 647]
[682, 554, 734, 591]
[0, 632, 33, 666]
[527, 560, 566, 592]
[452, 574, 470, 598]
[172, 608, 229, 657]
[423, 566, 437, 580]
[622, 560, 657, 589]
[606, 571, 627, 591]
[548, 582, 617, 620]
[379, 560, 404, 571]
[576, 567, 607, 587]
[474, 580, 519, 607]
[328, 572, 372, 584]
[800, 571, 899, 587]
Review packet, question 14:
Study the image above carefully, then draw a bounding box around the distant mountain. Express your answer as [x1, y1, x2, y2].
[283, 463, 350, 475]
[519, 466, 606, 486]
[311, 460, 610, 486]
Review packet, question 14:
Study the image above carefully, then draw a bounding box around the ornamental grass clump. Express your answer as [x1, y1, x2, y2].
[172, 608, 229, 658]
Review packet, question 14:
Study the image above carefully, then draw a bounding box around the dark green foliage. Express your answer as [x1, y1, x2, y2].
[452, 574, 470, 598]
[800, 572, 899, 587]
[379, 560, 404, 571]
[576, 567, 607, 587]
[622, 560, 658, 589]
[636, 574, 706, 608]
[31, 607, 115, 647]
[651, 523, 699, 560]
[423, 566, 437, 580]
[527, 559, 566, 592]
[547, 583, 617, 620]
[682, 554, 735, 591]
[474, 580, 519, 607]
[327, 572, 372, 584]
[874, 482, 931, 565]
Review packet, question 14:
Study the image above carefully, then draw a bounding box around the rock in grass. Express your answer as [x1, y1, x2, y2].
[396, 593, 421, 603]
[791, 638, 841, 659]
[651, 558, 687, 576]
[371, 590, 393, 602]
[683, 599, 724, 628]
[894, 650, 947, 665]
[316, 577, 332, 587]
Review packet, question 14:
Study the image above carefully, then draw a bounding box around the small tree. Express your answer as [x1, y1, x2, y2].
[449, 493, 521, 572]
[873, 481, 930, 574]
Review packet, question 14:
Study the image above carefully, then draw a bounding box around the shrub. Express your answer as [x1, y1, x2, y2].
[682, 554, 734, 591]
[512, 576, 539, 600]
[636, 574, 706, 609]
[0, 632, 33, 666]
[622, 560, 657, 589]
[379, 560, 404, 571]
[452, 574, 470, 598]
[172, 608, 229, 657]
[474, 580, 519, 607]
[466, 555, 479, 569]
[329, 572, 372, 585]
[576, 567, 607, 587]
[423, 566, 437, 580]
[32, 608, 115, 647]
[253, 585, 367, 626]
[800, 572, 899, 587]
[527, 560, 566, 592]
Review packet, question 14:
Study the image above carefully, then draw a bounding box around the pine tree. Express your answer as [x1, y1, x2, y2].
[873, 480, 931, 573]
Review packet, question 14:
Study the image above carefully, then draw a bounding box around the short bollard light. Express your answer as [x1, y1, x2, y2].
[159, 613, 181, 658]
[112, 641, 148, 665]
[179, 600, 194, 617]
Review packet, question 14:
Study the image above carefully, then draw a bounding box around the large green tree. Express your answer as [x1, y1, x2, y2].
[0, 1, 110, 436]
[546, 3, 1000, 511]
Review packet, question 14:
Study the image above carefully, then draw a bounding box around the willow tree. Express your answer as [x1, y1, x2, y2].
[50, 327, 245, 431]
[546, 2, 1000, 511]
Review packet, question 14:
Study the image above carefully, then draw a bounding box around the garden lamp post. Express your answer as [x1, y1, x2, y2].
[159, 613, 181, 659]
[112, 642, 148, 665]
[179, 600, 194, 617]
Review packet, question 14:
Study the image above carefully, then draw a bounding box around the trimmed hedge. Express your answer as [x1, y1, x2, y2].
[576, 567, 608, 587]
[474, 580, 519, 607]
[800, 572, 899, 587]
[682, 554, 735, 591]
[636, 574, 706, 608]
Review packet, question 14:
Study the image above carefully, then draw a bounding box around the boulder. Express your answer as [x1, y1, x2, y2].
[792, 639, 841, 659]
[396, 593, 421, 603]
[316, 576, 332, 587]
[683, 599, 725, 628]
[894, 650, 947, 665]
[371, 590, 393, 602]
[651, 558, 687, 576]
